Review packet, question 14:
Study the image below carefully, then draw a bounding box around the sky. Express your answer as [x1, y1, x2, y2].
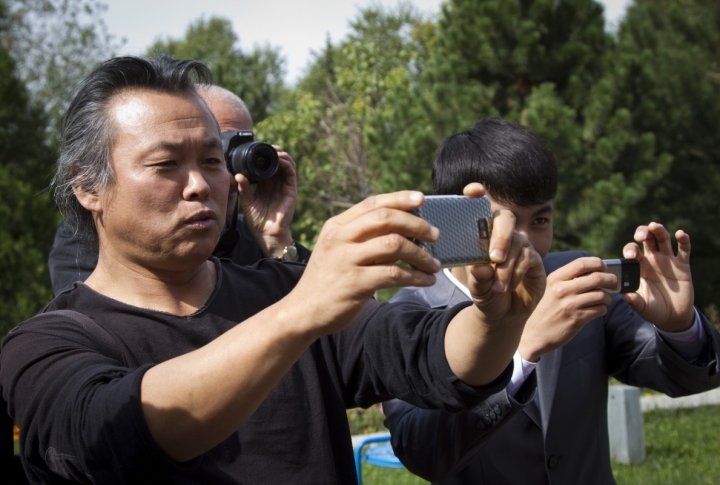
[104, 0, 633, 86]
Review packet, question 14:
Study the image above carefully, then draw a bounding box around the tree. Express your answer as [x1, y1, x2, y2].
[424, 0, 610, 131]
[0, 2, 57, 337]
[587, 0, 720, 310]
[259, 3, 435, 245]
[147, 16, 286, 122]
[1, 0, 123, 146]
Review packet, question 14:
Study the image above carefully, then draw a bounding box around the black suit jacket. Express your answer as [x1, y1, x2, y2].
[384, 251, 720, 485]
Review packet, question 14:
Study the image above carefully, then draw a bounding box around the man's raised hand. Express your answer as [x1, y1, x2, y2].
[622, 223, 695, 332]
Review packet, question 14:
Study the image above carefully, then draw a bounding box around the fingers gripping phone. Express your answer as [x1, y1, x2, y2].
[602, 259, 641, 293]
[411, 195, 493, 268]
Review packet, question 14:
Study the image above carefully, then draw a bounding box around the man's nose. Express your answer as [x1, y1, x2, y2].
[183, 168, 211, 200]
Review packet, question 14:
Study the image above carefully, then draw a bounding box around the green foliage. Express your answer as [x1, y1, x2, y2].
[147, 16, 286, 122]
[1, 0, 123, 145]
[260, 3, 436, 245]
[0, 5, 53, 188]
[0, 4, 57, 337]
[347, 404, 387, 435]
[598, 0, 720, 309]
[0, 165, 57, 337]
[425, 0, 609, 124]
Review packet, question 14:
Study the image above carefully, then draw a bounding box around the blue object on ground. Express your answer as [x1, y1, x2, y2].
[354, 433, 405, 485]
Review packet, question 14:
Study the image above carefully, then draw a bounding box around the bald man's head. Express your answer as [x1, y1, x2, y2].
[198, 85, 253, 132]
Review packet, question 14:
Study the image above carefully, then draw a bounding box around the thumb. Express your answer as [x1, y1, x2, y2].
[622, 292, 647, 315]
[467, 264, 496, 303]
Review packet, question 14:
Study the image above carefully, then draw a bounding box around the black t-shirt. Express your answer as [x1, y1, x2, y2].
[1, 258, 511, 485]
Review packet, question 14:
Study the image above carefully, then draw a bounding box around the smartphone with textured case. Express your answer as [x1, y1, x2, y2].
[411, 195, 493, 268]
[603, 259, 641, 293]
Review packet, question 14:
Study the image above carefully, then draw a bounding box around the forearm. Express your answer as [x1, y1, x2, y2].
[444, 305, 525, 387]
[140, 299, 317, 462]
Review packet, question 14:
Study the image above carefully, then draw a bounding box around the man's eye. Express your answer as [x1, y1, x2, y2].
[534, 218, 550, 226]
[205, 158, 224, 166]
[154, 160, 176, 168]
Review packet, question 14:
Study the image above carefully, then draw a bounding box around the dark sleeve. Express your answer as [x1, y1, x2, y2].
[383, 373, 536, 482]
[0, 315, 197, 484]
[606, 298, 720, 395]
[228, 215, 311, 265]
[48, 220, 97, 296]
[323, 300, 514, 412]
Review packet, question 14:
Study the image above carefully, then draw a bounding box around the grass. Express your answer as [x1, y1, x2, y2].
[612, 406, 720, 484]
[359, 463, 428, 485]
[350, 405, 720, 485]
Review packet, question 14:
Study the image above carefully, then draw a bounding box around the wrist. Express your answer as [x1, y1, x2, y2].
[518, 341, 543, 364]
[657, 312, 695, 333]
[275, 242, 299, 262]
[261, 234, 295, 259]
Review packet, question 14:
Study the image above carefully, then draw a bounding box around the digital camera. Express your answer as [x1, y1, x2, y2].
[221, 130, 279, 183]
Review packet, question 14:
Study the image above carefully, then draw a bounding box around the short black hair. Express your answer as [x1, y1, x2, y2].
[432, 117, 557, 206]
[52, 55, 213, 245]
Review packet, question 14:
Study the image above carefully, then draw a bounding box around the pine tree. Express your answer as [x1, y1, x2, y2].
[147, 16, 286, 122]
[594, 0, 720, 309]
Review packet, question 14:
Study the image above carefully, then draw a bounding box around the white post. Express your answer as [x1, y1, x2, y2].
[607, 385, 646, 464]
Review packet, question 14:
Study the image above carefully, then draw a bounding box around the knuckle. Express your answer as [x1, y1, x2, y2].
[552, 284, 568, 300]
[382, 233, 406, 253]
[360, 195, 379, 210]
[372, 207, 394, 223]
[386, 264, 405, 280]
[323, 226, 343, 243]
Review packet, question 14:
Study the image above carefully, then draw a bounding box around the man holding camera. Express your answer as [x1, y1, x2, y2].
[383, 117, 720, 485]
[47, 84, 308, 296]
[1, 57, 545, 484]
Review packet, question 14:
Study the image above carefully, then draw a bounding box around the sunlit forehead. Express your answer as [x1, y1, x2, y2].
[109, 90, 222, 159]
[112, 96, 154, 129]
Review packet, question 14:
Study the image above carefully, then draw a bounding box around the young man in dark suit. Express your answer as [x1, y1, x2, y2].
[383, 117, 720, 485]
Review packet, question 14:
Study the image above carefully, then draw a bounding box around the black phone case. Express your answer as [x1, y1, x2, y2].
[411, 195, 493, 268]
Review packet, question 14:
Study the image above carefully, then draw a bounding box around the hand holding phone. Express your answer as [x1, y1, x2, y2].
[410, 195, 493, 268]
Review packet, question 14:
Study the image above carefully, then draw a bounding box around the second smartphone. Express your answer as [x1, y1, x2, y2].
[603, 259, 641, 293]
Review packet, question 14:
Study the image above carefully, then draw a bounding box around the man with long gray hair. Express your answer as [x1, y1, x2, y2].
[47, 83, 308, 295]
[1, 56, 545, 484]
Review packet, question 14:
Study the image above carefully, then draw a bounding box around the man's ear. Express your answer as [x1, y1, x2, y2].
[73, 185, 103, 214]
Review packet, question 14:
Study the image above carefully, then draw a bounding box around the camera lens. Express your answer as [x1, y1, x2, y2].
[254, 154, 271, 172]
[229, 141, 279, 183]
